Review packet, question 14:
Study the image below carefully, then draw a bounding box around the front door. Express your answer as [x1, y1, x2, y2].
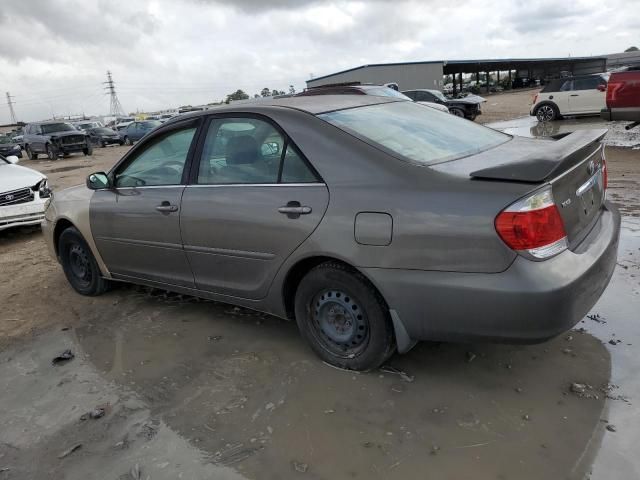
[90, 121, 199, 287]
[569, 76, 606, 114]
[180, 116, 329, 300]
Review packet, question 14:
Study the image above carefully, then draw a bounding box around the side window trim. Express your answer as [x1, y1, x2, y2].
[108, 118, 202, 187]
[189, 112, 323, 186]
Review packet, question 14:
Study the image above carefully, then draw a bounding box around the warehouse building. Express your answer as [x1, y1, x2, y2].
[306, 56, 609, 94]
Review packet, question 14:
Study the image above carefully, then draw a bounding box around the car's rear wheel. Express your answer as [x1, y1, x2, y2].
[294, 262, 395, 371]
[535, 103, 559, 122]
[58, 227, 110, 296]
[26, 145, 37, 160]
[46, 143, 58, 160]
[450, 107, 465, 117]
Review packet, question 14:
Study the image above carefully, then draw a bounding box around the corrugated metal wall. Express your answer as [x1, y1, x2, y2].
[307, 63, 445, 91]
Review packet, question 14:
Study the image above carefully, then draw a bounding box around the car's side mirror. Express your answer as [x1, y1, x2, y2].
[5, 155, 19, 164]
[597, 84, 607, 92]
[87, 171, 110, 190]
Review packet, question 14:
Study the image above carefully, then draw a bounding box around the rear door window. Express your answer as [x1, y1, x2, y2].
[197, 117, 319, 185]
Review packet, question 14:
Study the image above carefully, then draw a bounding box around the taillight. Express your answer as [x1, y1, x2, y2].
[495, 187, 567, 259]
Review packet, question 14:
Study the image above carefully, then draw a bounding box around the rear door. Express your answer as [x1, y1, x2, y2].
[569, 76, 606, 114]
[180, 115, 329, 300]
[91, 120, 200, 286]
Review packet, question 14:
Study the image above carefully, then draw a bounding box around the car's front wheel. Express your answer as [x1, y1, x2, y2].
[535, 103, 559, 122]
[58, 227, 110, 296]
[450, 107, 465, 117]
[124, 136, 132, 146]
[294, 262, 395, 371]
[25, 145, 37, 160]
[46, 143, 58, 160]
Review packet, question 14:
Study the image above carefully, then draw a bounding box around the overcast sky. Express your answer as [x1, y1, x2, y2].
[0, 0, 636, 123]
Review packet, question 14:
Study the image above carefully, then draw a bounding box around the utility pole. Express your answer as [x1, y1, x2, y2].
[6, 92, 17, 124]
[103, 71, 125, 117]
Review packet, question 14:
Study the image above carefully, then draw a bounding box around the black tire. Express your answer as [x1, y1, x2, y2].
[46, 143, 58, 160]
[101, 141, 106, 148]
[58, 227, 110, 296]
[450, 107, 465, 117]
[124, 136, 132, 146]
[119, 140, 124, 146]
[535, 103, 560, 122]
[294, 262, 395, 371]
[26, 145, 37, 160]
[83, 145, 93, 156]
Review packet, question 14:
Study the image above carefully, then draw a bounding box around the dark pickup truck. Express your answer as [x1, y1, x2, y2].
[600, 69, 640, 129]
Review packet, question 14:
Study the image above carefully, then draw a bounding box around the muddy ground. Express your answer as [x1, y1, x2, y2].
[1, 100, 639, 479]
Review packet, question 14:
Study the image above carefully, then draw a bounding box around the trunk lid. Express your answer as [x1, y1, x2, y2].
[467, 129, 607, 248]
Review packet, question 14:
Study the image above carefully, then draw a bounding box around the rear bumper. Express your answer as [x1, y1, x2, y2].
[363, 202, 620, 344]
[600, 107, 640, 122]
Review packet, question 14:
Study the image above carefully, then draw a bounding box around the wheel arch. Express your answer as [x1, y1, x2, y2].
[53, 217, 76, 257]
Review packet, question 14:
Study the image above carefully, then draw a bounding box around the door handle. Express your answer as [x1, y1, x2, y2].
[278, 206, 312, 215]
[570, 94, 579, 97]
[156, 201, 178, 213]
[278, 201, 312, 219]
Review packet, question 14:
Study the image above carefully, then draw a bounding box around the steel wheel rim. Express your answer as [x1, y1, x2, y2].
[452, 109, 464, 117]
[310, 289, 369, 357]
[47, 145, 55, 159]
[68, 243, 92, 287]
[537, 105, 554, 122]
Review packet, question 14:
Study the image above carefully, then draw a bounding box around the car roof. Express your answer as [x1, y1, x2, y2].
[167, 95, 402, 125]
[29, 120, 74, 125]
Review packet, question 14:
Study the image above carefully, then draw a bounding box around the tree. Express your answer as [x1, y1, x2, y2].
[289, 85, 296, 94]
[261, 87, 271, 97]
[625, 46, 639, 52]
[225, 89, 249, 104]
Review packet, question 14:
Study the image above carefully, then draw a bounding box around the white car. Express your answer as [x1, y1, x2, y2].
[0, 155, 50, 231]
[417, 101, 451, 113]
[531, 74, 609, 122]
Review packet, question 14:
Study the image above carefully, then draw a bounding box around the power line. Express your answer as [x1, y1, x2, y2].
[103, 71, 125, 117]
[6, 92, 17, 124]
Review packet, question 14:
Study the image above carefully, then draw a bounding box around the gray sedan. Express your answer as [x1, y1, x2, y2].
[43, 96, 619, 370]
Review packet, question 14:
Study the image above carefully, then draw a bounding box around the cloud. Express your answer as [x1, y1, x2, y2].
[0, 0, 633, 123]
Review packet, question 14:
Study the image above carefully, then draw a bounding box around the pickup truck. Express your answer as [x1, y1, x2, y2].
[600, 69, 640, 129]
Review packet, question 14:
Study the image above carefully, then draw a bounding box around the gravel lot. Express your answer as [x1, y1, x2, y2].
[1, 100, 639, 479]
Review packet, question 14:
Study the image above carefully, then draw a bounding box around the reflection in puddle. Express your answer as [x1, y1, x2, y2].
[488, 116, 640, 149]
[76, 290, 610, 480]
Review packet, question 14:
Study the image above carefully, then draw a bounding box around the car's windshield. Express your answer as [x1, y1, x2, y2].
[140, 120, 162, 129]
[428, 90, 448, 102]
[365, 87, 412, 100]
[94, 127, 115, 134]
[40, 123, 76, 134]
[319, 101, 510, 165]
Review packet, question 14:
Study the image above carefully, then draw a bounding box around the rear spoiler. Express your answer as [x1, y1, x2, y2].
[470, 129, 607, 183]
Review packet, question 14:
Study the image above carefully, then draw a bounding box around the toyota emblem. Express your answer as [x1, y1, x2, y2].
[4, 194, 14, 201]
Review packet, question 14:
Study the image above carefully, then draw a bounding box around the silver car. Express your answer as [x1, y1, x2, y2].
[43, 96, 620, 370]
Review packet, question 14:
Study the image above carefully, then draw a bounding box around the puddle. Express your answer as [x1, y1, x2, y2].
[487, 116, 640, 148]
[75, 290, 610, 479]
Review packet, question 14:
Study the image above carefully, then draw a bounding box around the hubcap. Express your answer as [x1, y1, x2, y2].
[537, 105, 554, 122]
[68, 244, 91, 286]
[312, 290, 369, 355]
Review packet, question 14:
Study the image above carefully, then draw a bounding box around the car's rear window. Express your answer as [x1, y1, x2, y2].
[319, 101, 510, 165]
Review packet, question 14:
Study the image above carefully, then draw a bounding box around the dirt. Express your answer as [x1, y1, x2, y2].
[1, 113, 639, 478]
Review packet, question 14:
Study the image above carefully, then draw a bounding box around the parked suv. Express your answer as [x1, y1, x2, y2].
[402, 89, 484, 121]
[23, 121, 93, 160]
[600, 68, 640, 128]
[531, 74, 609, 122]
